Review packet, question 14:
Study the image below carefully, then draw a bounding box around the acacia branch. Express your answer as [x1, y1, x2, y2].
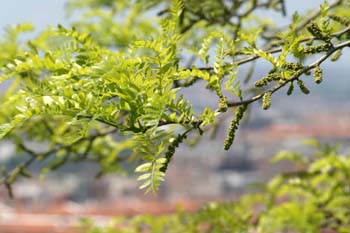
[227, 40, 350, 107]
[295, 0, 343, 33]
[261, 0, 343, 42]
[198, 25, 350, 71]
[198, 0, 346, 71]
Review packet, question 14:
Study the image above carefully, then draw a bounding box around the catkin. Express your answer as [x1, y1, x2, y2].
[282, 62, 303, 71]
[329, 15, 350, 26]
[297, 80, 310, 94]
[307, 22, 331, 42]
[331, 50, 342, 62]
[262, 91, 272, 110]
[160, 133, 187, 172]
[313, 66, 323, 84]
[255, 73, 281, 87]
[224, 105, 248, 151]
[287, 82, 294, 96]
[303, 43, 331, 54]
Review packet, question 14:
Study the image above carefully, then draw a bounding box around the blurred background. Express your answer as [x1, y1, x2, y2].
[0, 1, 349, 232]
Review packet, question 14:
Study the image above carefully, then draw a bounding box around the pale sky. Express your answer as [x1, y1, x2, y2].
[0, 1, 67, 32]
[0, 0, 326, 31]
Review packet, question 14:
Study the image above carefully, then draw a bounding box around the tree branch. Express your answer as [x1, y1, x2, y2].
[227, 40, 350, 107]
[0, 128, 117, 197]
[295, 0, 343, 33]
[198, 25, 350, 71]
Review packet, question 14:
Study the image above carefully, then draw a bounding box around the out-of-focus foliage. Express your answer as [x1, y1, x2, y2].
[0, 0, 350, 193]
[81, 144, 350, 233]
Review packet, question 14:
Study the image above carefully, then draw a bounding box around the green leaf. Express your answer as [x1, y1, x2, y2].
[135, 162, 152, 173]
[137, 173, 152, 181]
[0, 123, 14, 139]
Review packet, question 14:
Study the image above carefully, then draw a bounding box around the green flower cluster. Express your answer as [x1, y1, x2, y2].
[224, 105, 248, 151]
[255, 73, 281, 87]
[287, 82, 294, 96]
[307, 22, 331, 43]
[331, 50, 342, 62]
[314, 66, 323, 84]
[282, 62, 303, 71]
[329, 15, 350, 26]
[218, 96, 228, 112]
[303, 43, 332, 54]
[297, 80, 310, 94]
[160, 133, 187, 172]
[262, 91, 272, 110]
[255, 63, 304, 88]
